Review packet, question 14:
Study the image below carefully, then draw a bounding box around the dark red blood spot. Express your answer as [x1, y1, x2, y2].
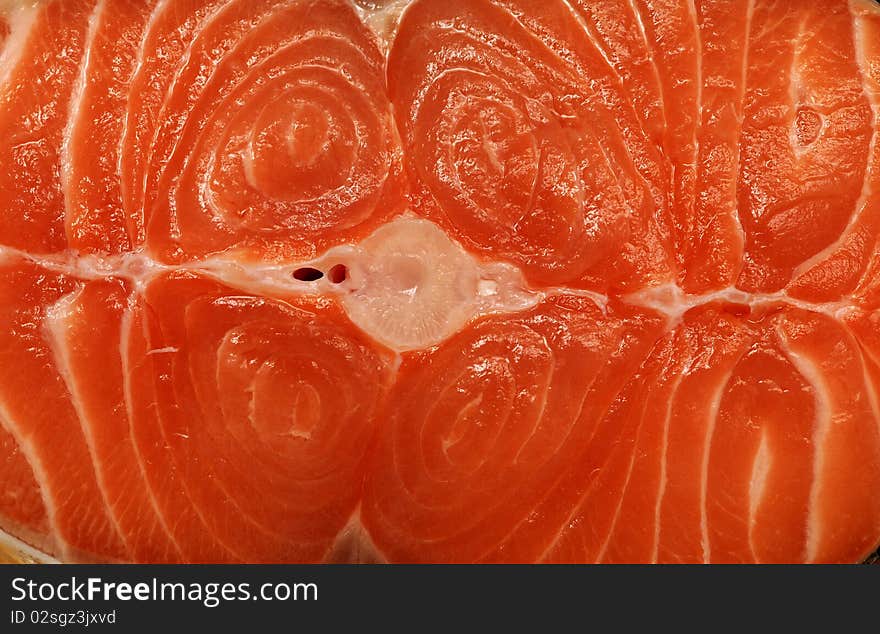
[293, 267, 324, 281]
[721, 302, 751, 318]
[328, 264, 348, 284]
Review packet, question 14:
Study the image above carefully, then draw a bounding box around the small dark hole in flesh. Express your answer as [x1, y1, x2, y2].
[328, 264, 348, 284]
[293, 267, 324, 282]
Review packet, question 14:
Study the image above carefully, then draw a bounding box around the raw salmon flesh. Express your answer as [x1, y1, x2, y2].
[1, 0, 880, 563]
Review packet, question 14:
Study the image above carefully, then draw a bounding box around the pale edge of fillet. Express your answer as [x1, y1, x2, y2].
[0, 526, 57, 564]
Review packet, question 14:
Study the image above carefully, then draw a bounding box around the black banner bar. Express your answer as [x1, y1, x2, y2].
[0, 564, 875, 629]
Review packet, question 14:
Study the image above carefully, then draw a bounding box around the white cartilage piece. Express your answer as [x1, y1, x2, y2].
[316, 215, 542, 351]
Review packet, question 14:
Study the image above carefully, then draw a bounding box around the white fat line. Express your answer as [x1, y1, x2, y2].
[791, 4, 880, 282]
[118, 297, 185, 561]
[43, 284, 131, 559]
[133, 0, 234, 238]
[628, 0, 667, 134]
[747, 432, 771, 562]
[0, 238, 869, 327]
[145, 346, 179, 355]
[119, 0, 170, 245]
[0, 245, 166, 282]
[624, 282, 854, 327]
[595, 393, 651, 562]
[730, 0, 755, 265]
[787, 13, 806, 142]
[0, 401, 66, 560]
[700, 363, 741, 563]
[560, 0, 625, 87]
[511, 339, 555, 466]
[688, 0, 702, 183]
[740, 0, 756, 106]
[535, 342, 646, 563]
[840, 317, 880, 445]
[776, 326, 831, 563]
[0, 1, 38, 93]
[630, 0, 666, 118]
[624, 283, 749, 326]
[121, 308, 244, 564]
[651, 370, 683, 563]
[60, 0, 104, 241]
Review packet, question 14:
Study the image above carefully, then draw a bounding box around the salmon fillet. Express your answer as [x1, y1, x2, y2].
[1, 0, 880, 563]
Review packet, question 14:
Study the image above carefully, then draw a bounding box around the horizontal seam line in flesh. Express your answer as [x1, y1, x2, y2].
[0, 244, 871, 322]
